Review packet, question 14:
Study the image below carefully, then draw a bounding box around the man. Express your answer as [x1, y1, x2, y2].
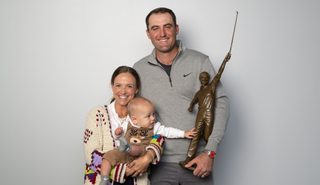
[133, 7, 230, 185]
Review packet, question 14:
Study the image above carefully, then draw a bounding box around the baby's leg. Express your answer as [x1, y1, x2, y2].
[99, 159, 111, 185]
[119, 137, 143, 156]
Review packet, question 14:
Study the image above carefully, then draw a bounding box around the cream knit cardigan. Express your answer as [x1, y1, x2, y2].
[84, 105, 163, 185]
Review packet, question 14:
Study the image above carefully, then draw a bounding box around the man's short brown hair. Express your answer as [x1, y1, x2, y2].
[145, 7, 177, 30]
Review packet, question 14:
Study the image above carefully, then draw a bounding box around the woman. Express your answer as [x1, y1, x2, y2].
[84, 66, 164, 185]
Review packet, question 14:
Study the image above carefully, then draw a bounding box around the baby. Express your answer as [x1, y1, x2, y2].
[99, 97, 196, 185]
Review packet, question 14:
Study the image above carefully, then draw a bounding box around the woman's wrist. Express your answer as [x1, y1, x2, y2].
[147, 150, 155, 160]
[146, 149, 155, 163]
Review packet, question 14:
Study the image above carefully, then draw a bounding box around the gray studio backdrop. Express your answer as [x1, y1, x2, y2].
[1, 0, 319, 185]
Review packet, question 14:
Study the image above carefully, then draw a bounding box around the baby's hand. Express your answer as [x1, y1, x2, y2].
[115, 127, 124, 136]
[184, 128, 197, 139]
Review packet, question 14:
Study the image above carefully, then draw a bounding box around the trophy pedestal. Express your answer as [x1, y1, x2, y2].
[179, 157, 196, 171]
[179, 161, 196, 171]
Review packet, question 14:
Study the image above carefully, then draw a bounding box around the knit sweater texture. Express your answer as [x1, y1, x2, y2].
[83, 105, 165, 185]
[133, 40, 230, 163]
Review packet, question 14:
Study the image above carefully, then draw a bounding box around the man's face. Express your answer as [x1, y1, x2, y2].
[146, 13, 179, 54]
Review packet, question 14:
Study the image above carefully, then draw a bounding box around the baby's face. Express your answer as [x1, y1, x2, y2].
[135, 103, 156, 129]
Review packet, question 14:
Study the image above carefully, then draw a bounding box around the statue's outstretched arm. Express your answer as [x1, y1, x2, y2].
[210, 52, 231, 92]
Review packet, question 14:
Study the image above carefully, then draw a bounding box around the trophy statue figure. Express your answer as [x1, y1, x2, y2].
[179, 11, 238, 170]
[179, 52, 231, 170]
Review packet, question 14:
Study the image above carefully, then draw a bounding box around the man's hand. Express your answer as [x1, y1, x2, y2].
[115, 127, 123, 136]
[184, 152, 214, 178]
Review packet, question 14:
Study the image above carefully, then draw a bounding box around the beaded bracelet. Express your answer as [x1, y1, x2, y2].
[147, 150, 155, 160]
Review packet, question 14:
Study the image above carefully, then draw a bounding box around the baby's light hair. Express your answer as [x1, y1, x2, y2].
[127, 97, 154, 117]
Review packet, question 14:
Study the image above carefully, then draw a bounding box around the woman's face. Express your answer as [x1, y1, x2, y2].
[111, 72, 139, 107]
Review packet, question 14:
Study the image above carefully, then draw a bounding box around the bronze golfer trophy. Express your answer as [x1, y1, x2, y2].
[179, 12, 238, 170]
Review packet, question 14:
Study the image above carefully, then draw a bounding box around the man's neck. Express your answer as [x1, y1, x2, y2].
[156, 46, 179, 65]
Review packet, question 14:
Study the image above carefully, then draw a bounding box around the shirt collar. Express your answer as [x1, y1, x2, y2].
[148, 40, 185, 65]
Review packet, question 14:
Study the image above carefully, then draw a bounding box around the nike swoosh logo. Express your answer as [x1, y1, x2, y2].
[183, 72, 192, 77]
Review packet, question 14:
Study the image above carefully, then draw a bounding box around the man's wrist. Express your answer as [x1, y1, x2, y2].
[203, 149, 216, 159]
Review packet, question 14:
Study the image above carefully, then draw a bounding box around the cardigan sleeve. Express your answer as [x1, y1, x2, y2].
[146, 134, 165, 164]
[84, 106, 105, 174]
[83, 106, 128, 183]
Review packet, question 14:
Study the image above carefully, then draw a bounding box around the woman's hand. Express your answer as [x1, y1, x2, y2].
[125, 150, 154, 177]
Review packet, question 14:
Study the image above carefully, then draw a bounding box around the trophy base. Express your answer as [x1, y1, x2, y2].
[179, 161, 197, 171]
